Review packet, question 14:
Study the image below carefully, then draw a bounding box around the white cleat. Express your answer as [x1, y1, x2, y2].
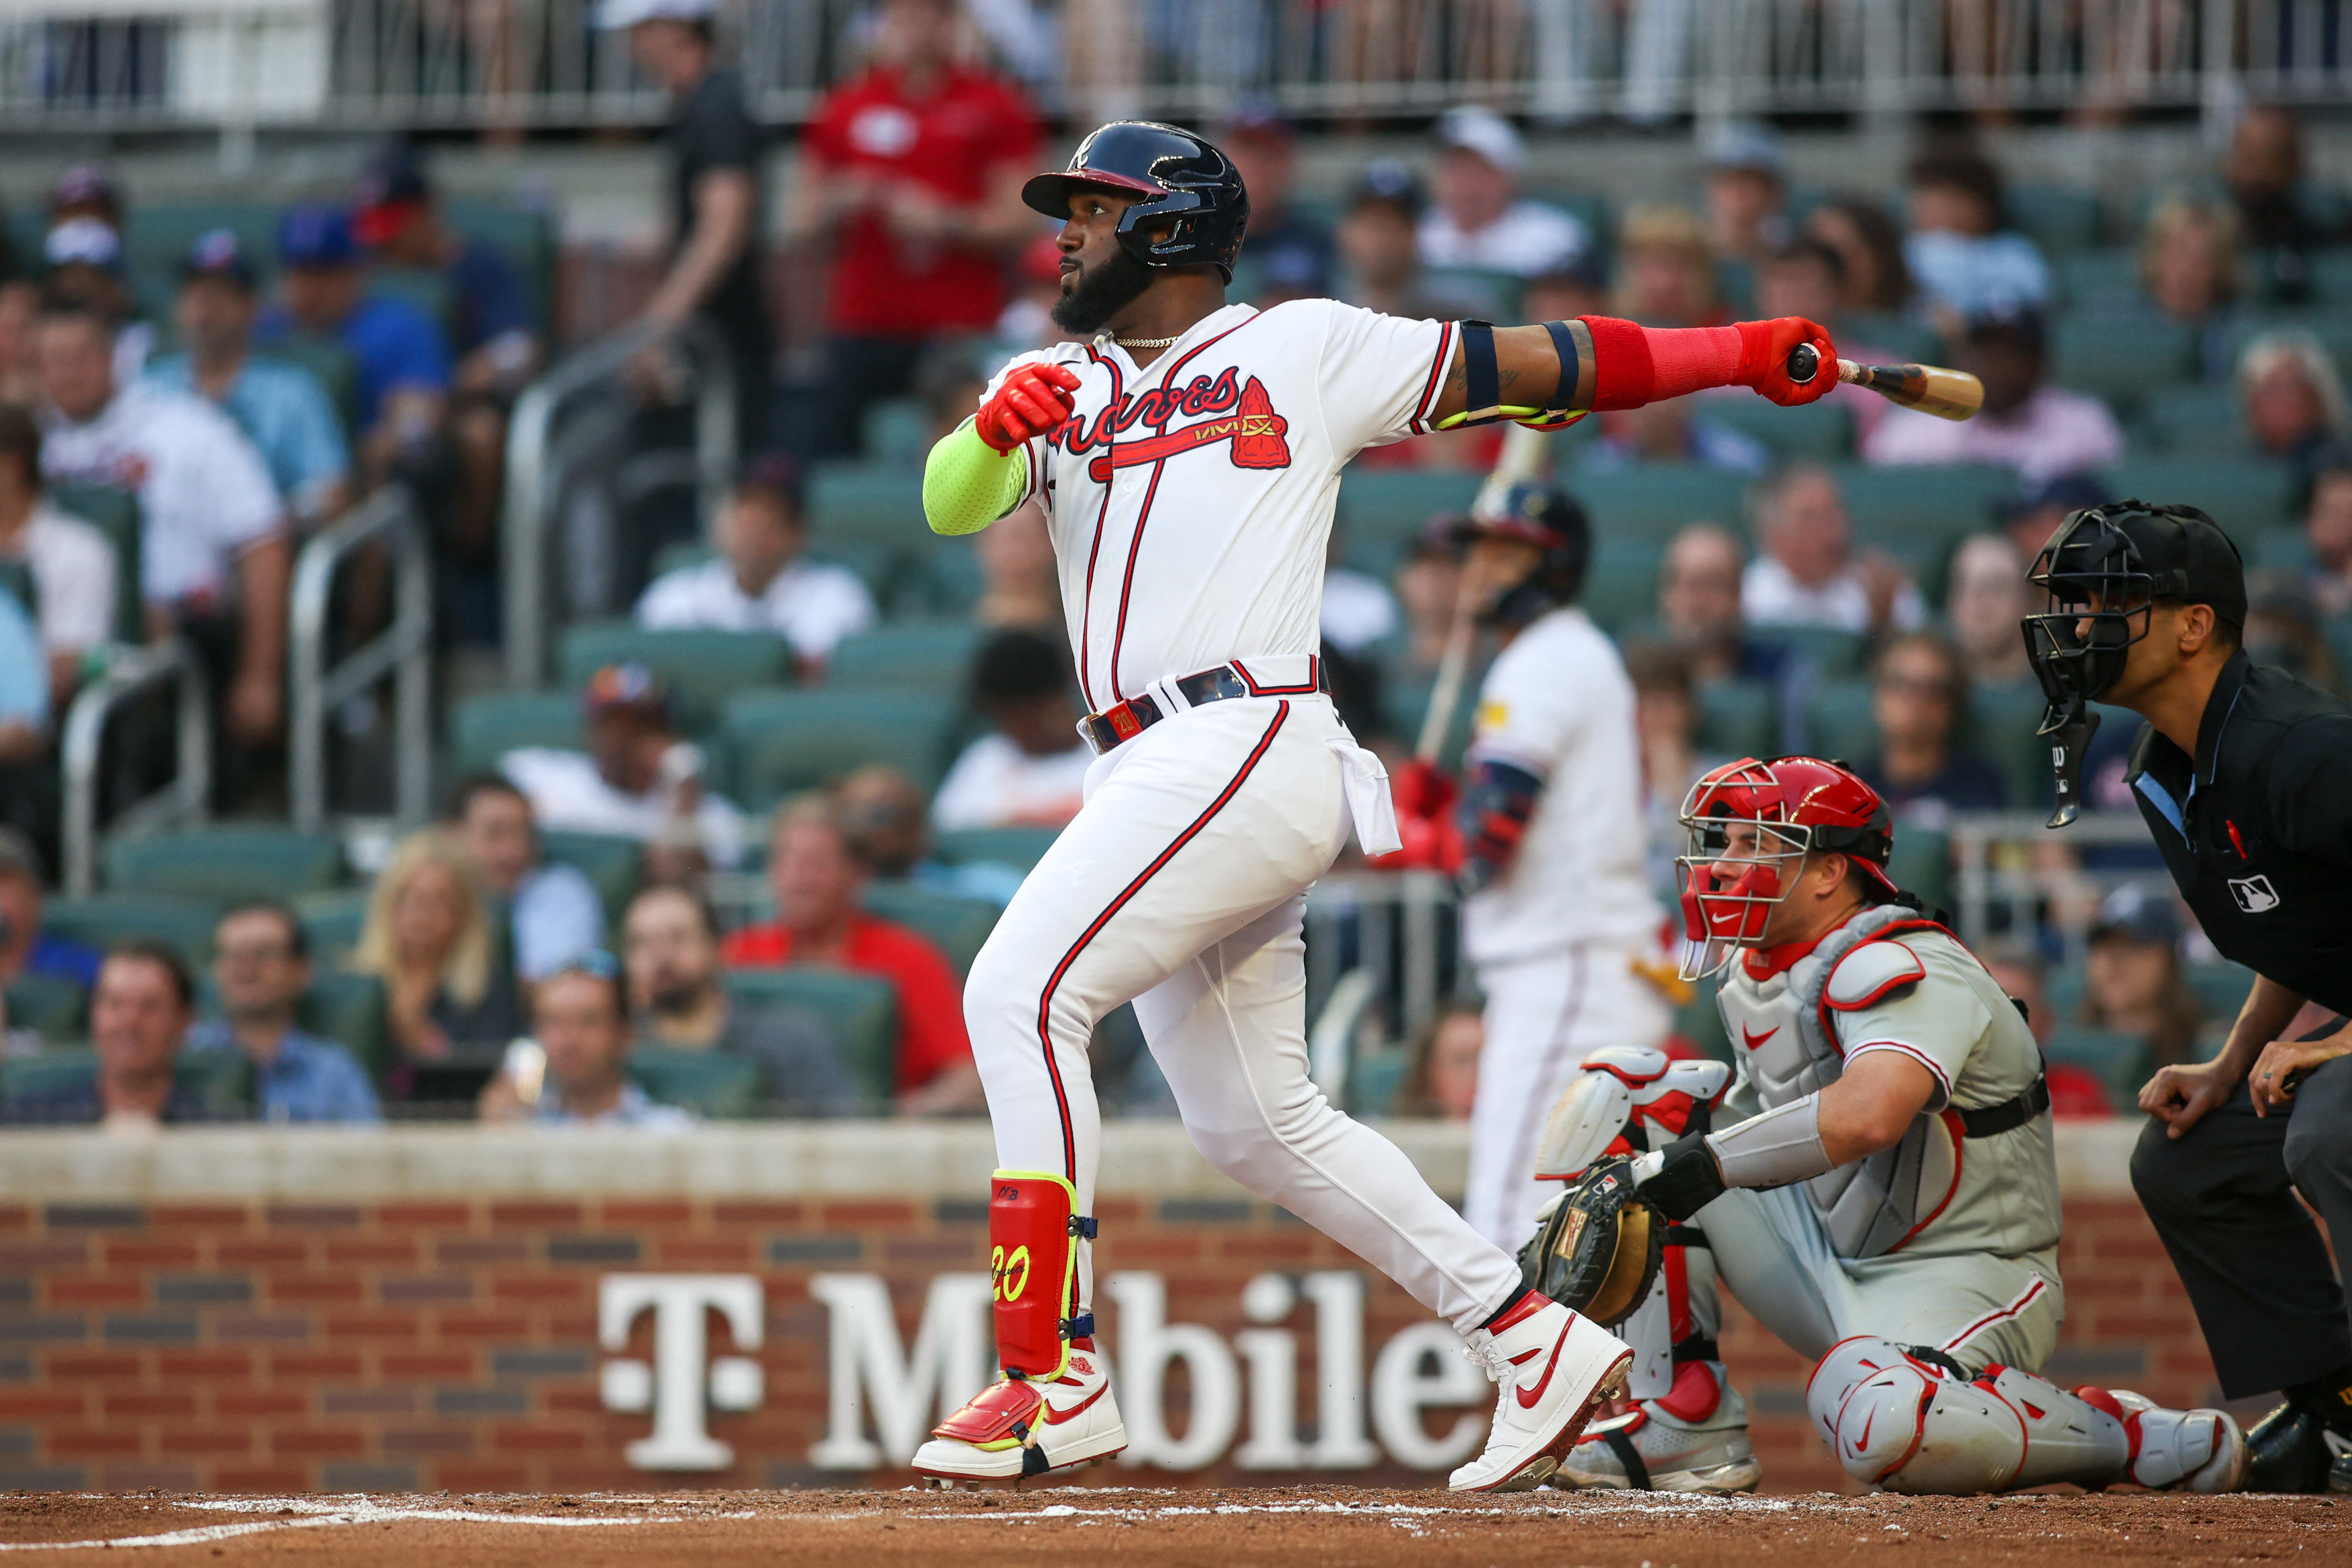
[1554, 1376, 1762, 1494]
[1448, 1294, 1634, 1493]
[2091, 1389, 2249, 1493]
[912, 1343, 1127, 1485]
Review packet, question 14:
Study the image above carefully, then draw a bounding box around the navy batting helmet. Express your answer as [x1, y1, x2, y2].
[1454, 482, 1592, 628]
[1022, 121, 1249, 283]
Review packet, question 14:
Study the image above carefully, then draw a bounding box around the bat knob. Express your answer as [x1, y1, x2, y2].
[1785, 342, 1820, 385]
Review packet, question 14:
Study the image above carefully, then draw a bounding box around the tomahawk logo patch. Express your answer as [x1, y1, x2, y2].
[2229, 874, 2281, 914]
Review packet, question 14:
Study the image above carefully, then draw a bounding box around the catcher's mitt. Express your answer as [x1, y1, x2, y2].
[1514, 1155, 1664, 1328]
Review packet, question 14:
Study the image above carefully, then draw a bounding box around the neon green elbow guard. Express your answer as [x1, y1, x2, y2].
[923, 420, 1031, 536]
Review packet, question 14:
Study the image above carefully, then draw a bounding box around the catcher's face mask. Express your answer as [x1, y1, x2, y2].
[1675, 763, 1814, 980]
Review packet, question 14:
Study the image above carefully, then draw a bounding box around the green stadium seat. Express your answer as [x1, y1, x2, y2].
[1347, 1047, 1410, 1117]
[0, 1047, 252, 1122]
[296, 972, 391, 1081]
[861, 398, 929, 463]
[104, 827, 346, 902]
[1384, 661, 1486, 773]
[1339, 470, 1483, 544]
[1701, 397, 1855, 462]
[444, 200, 559, 328]
[2051, 316, 2198, 412]
[2251, 528, 2314, 572]
[1678, 974, 1733, 1064]
[2217, 312, 2352, 387]
[1803, 678, 1879, 763]
[808, 543, 900, 605]
[1842, 313, 1944, 365]
[722, 688, 960, 805]
[262, 339, 361, 439]
[2007, 186, 2105, 255]
[2102, 457, 2297, 536]
[1747, 625, 1870, 678]
[1420, 266, 1522, 320]
[932, 825, 1060, 872]
[2055, 248, 2140, 309]
[828, 623, 987, 698]
[0, 559, 35, 620]
[557, 622, 793, 732]
[1579, 539, 1663, 636]
[1570, 468, 1753, 541]
[47, 483, 142, 643]
[2135, 383, 2248, 457]
[536, 831, 644, 930]
[41, 894, 224, 966]
[4, 975, 86, 1045]
[1832, 464, 2014, 540]
[448, 692, 586, 775]
[2045, 1026, 2152, 1109]
[1694, 678, 1777, 760]
[628, 1045, 760, 1119]
[860, 882, 1000, 978]
[807, 465, 930, 551]
[2310, 249, 2352, 305]
[1884, 824, 1953, 916]
[1968, 679, 2055, 814]
[2185, 961, 2255, 1023]
[721, 966, 898, 1104]
[292, 887, 371, 966]
[892, 542, 985, 620]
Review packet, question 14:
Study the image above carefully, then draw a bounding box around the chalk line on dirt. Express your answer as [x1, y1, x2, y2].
[0, 1496, 756, 1552]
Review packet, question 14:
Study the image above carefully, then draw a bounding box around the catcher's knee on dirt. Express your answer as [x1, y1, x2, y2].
[1806, 1337, 2129, 1494]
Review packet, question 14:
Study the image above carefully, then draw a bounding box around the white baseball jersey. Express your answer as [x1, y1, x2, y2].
[982, 300, 1457, 712]
[1460, 606, 1662, 965]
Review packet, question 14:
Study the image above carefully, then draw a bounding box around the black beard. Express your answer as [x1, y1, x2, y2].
[1051, 246, 1157, 335]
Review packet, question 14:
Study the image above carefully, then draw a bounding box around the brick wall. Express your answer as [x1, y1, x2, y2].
[0, 1191, 2210, 1495]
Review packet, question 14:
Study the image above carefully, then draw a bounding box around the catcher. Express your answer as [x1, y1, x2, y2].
[1521, 755, 2249, 1495]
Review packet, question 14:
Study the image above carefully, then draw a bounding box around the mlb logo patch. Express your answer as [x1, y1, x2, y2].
[2229, 874, 2281, 914]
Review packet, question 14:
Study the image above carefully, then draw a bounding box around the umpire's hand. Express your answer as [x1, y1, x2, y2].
[2140, 1057, 2240, 1137]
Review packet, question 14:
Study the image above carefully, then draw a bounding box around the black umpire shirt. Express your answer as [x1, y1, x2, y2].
[2126, 650, 2352, 1017]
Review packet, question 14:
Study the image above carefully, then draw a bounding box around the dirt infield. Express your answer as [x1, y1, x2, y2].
[0, 1486, 2338, 1565]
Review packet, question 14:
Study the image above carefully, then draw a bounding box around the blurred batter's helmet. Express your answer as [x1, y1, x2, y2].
[1454, 481, 1591, 628]
[1022, 121, 1249, 283]
[1674, 756, 1900, 978]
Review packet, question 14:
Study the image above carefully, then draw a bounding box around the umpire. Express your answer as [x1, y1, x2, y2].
[2027, 500, 2352, 1492]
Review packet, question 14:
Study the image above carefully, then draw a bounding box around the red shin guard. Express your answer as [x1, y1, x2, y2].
[989, 1170, 1091, 1381]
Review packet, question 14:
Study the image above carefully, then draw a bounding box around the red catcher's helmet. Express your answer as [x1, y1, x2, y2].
[1674, 756, 1900, 978]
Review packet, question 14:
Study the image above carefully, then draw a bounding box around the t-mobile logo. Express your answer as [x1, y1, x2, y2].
[598, 1275, 765, 1469]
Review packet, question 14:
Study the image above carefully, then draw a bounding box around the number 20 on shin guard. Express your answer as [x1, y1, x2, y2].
[990, 1170, 1082, 1381]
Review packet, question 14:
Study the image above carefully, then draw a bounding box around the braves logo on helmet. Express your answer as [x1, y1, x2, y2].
[1022, 121, 1250, 282]
[1674, 757, 1899, 978]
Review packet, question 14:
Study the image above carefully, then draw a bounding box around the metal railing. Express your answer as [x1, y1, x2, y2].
[1949, 808, 2167, 957]
[3, 0, 2347, 131]
[289, 485, 433, 835]
[501, 316, 736, 690]
[60, 639, 212, 898]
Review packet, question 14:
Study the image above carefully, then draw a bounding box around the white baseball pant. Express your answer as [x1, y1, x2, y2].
[1465, 947, 1673, 1250]
[962, 683, 1523, 1336]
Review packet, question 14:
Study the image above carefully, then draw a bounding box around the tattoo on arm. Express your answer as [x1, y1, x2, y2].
[1434, 320, 1596, 423]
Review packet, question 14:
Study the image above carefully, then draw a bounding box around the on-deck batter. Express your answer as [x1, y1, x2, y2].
[905, 119, 1839, 1494]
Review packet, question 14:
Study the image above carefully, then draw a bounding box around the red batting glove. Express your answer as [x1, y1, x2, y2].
[1388, 758, 1456, 823]
[1372, 759, 1463, 873]
[975, 361, 1081, 453]
[1734, 317, 1837, 407]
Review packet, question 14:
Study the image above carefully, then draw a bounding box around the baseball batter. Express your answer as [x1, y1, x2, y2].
[1391, 483, 1673, 1253]
[906, 119, 1839, 1493]
[1533, 755, 2247, 1495]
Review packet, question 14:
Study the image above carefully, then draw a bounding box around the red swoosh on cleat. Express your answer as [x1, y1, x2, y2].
[1515, 1318, 1575, 1410]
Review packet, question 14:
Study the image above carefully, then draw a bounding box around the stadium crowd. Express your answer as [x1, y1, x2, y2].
[0, 0, 2349, 1129]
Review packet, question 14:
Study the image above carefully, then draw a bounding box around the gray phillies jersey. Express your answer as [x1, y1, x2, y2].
[1715, 904, 2062, 1262]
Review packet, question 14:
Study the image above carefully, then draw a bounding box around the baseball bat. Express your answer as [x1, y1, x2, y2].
[1414, 424, 1547, 762]
[1785, 342, 1984, 422]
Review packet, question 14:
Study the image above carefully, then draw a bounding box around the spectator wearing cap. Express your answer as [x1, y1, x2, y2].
[0, 404, 113, 713]
[0, 825, 97, 989]
[1853, 629, 2007, 827]
[787, 0, 1042, 458]
[932, 630, 1091, 833]
[258, 203, 451, 492]
[446, 773, 604, 986]
[1744, 463, 1925, 637]
[633, 457, 874, 673]
[349, 829, 524, 1100]
[1, 941, 216, 1129]
[2237, 330, 2352, 475]
[1418, 107, 1596, 280]
[722, 794, 984, 1115]
[40, 216, 152, 386]
[2301, 447, 2352, 618]
[1902, 144, 2051, 325]
[499, 663, 748, 871]
[1702, 121, 1792, 264]
[145, 229, 352, 530]
[620, 884, 860, 1115]
[1945, 533, 2036, 689]
[188, 901, 381, 1124]
[480, 953, 694, 1129]
[601, 0, 775, 457]
[1863, 307, 2124, 481]
[2083, 884, 2206, 1071]
[2000, 471, 2114, 566]
[1335, 161, 1453, 321]
[36, 292, 290, 768]
[1612, 206, 1723, 327]
[1221, 102, 1332, 308]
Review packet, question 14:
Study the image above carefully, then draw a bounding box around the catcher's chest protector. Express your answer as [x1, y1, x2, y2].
[1715, 904, 1956, 1260]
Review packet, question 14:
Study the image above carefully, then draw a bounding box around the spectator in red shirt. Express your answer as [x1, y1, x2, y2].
[788, 0, 1043, 456]
[721, 794, 984, 1115]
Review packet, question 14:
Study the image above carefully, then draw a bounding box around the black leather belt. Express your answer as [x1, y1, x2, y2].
[1078, 659, 1325, 755]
